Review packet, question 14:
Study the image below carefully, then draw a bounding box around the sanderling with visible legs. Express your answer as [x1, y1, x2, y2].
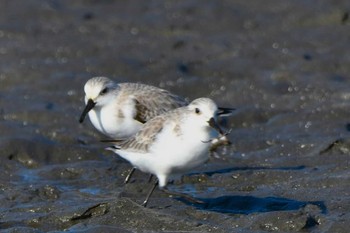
[79, 77, 234, 183]
[107, 98, 227, 206]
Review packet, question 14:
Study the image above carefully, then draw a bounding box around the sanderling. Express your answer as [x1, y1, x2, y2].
[79, 77, 188, 139]
[107, 98, 227, 206]
[79, 77, 234, 183]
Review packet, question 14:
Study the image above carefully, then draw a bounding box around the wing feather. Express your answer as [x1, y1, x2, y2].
[119, 83, 188, 123]
[117, 115, 167, 152]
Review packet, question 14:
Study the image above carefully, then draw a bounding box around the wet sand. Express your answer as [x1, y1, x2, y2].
[0, 0, 349, 232]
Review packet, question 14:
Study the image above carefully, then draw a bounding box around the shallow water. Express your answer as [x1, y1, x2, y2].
[1, 0, 350, 232]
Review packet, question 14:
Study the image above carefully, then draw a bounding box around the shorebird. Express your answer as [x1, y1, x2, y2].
[107, 98, 226, 206]
[79, 77, 234, 183]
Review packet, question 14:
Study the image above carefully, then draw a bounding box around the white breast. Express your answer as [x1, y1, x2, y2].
[88, 100, 142, 139]
[152, 121, 211, 173]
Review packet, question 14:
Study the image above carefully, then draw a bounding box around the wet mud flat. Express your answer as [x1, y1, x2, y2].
[0, 0, 350, 232]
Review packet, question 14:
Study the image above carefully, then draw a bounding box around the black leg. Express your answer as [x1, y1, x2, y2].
[124, 167, 136, 184]
[162, 188, 204, 204]
[125, 168, 154, 184]
[147, 174, 154, 183]
[142, 180, 158, 207]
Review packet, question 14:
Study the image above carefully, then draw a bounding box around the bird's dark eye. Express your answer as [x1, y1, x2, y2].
[195, 108, 201, 114]
[100, 87, 108, 95]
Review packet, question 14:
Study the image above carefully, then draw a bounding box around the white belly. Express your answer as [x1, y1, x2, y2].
[116, 123, 212, 187]
[88, 106, 142, 139]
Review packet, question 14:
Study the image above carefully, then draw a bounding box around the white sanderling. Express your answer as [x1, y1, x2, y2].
[79, 76, 188, 139]
[107, 97, 226, 206]
[79, 77, 234, 183]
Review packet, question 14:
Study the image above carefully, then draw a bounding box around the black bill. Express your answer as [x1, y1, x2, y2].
[217, 107, 235, 117]
[208, 117, 224, 134]
[79, 99, 96, 123]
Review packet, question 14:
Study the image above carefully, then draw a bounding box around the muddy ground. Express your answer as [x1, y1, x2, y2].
[0, 0, 350, 232]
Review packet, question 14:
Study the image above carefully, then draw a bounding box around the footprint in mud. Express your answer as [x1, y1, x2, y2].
[319, 137, 350, 154]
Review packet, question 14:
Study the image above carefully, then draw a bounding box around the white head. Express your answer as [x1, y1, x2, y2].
[187, 98, 223, 134]
[79, 77, 118, 123]
[84, 77, 118, 106]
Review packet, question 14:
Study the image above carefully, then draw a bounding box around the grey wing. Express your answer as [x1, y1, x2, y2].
[118, 116, 167, 152]
[134, 89, 188, 123]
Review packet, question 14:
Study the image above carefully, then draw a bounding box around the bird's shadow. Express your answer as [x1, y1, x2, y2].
[190, 165, 306, 177]
[177, 195, 327, 215]
[178, 165, 327, 215]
